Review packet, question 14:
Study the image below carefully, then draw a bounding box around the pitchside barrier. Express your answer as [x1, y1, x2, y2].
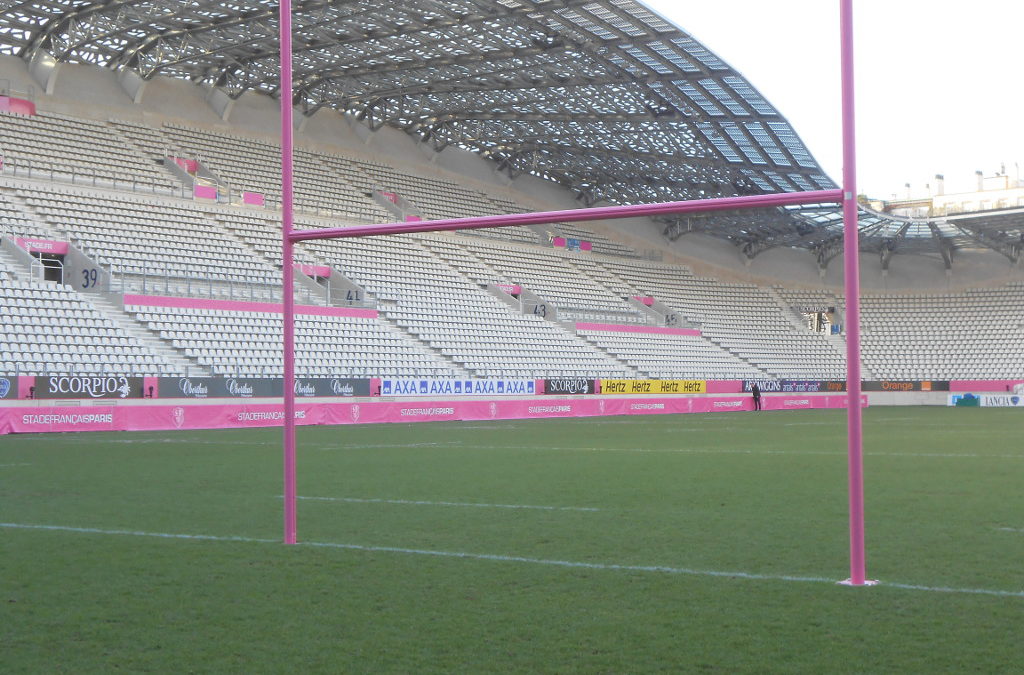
[0, 393, 869, 435]
[1, 375, 984, 402]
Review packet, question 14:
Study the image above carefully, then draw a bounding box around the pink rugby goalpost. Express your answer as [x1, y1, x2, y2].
[277, 0, 871, 586]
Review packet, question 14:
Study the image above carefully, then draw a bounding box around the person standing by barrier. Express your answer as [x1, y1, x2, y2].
[751, 383, 762, 411]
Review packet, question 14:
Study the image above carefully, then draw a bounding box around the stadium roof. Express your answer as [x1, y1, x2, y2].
[1, 0, 1021, 266]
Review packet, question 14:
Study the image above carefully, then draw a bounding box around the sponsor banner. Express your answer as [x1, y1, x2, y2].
[0, 376, 14, 399]
[379, 379, 536, 397]
[979, 394, 1024, 407]
[543, 378, 596, 395]
[242, 191, 265, 206]
[157, 377, 370, 399]
[292, 378, 371, 398]
[600, 379, 706, 395]
[157, 377, 282, 399]
[34, 376, 144, 399]
[496, 284, 522, 295]
[16, 238, 69, 255]
[0, 395, 867, 435]
[861, 380, 950, 392]
[949, 394, 981, 407]
[743, 380, 845, 393]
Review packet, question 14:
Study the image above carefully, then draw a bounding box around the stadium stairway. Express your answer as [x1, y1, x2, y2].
[0, 241, 29, 279]
[765, 286, 816, 333]
[85, 293, 210, 376]
[1, 185, 63, 240]
[107, 120, 191, 194]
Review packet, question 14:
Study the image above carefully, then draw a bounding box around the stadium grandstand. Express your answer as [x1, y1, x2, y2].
[7, 2, 1024, 673]
[0, 0, 1022, 402]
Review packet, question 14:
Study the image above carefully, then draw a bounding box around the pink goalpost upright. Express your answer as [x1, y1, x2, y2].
[278, 0, 870, 585]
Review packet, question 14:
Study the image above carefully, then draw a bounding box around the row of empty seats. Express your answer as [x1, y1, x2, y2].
[126, 305, 456, 378]
[1, 276, 184, 376]
[1, 109, 1022, 382]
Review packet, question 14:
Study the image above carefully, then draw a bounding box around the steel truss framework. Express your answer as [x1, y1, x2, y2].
[1, 0, 1020, 263]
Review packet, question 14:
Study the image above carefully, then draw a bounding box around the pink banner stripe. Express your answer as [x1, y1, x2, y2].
[123, 294, 378, 318]
[949, 380, 1024, 392]
[17, 376, 34, 399]
[576, 322, 701, 337]
[242, 191, 265, 206]
[16, 238, 69, 255]
[705, 380, 743, 394]
[298, 264, 331, 278]
[0, 395, 866, 435]
[0, 95, 36, 116]
[193, 184, 217, 199]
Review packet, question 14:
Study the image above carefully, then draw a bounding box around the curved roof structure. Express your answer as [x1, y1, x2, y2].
[1, 0, 1021, 266]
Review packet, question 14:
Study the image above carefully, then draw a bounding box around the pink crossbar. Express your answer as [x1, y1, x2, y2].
[277, 0, 868, 584]
[288, 189, 843, 243]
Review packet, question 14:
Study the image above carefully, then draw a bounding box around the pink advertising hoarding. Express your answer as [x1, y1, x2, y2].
[949, 380, 1024, 392]
[0, 394, 866, 435]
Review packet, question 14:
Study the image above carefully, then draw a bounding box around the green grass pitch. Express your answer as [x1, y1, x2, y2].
[2, 406, 1023, 673]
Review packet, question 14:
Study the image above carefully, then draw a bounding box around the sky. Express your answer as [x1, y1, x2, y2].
[640, 0, 1024, 199]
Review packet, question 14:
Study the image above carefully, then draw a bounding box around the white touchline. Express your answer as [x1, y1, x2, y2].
[483, 446, 1024, 459]
[996, 527, 1024, 533]
[292, 495, 600, 512]
[0, 463, 33, 467]
[3, 522, 1023, 599]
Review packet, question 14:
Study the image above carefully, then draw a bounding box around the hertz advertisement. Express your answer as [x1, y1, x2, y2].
[600, 379, 706, 395]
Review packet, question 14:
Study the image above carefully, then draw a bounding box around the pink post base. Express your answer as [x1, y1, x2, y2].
[839, 579, 879, 587]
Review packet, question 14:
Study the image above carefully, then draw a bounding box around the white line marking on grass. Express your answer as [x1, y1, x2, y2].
[996, 527, 1024, 533]
[1, 522, 273, 543]
[3, 522, 1023, 599]
[0, 463, 33, 467]
[293, 495, 600, 512]
[482, 446, 1024, 460]
[321, 443, 456, 450]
